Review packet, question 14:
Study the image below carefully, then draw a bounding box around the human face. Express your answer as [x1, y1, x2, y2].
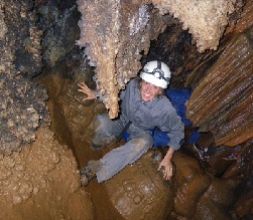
[140, 80, 163, 102]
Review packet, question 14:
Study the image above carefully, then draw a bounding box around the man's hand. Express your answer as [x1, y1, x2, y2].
[158, 157, 173, 180]
[77, 82, 97, 101]
[158, 147, 175, 180]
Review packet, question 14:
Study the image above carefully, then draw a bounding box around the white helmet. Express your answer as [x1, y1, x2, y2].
[140, 60, 171, 89]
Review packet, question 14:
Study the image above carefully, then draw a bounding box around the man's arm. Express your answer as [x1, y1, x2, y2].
[158, 102, 184, 180]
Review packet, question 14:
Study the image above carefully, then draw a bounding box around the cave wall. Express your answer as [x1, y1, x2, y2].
[187, 1, 253, 147]
[0, 0, 48, 154]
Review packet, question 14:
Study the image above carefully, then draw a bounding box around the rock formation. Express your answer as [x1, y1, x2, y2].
[105, 152, 173, 220]
[77, 0, 241, 118]
[77, 0, 167, 118]
[0, 127, 94, 220]
[186, 25, 253, 146]
[153, 0, 238, 52]
[0, 0, 48, 154]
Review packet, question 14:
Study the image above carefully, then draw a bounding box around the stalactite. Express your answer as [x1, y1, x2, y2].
[152, 0, 238, 52]
[77, 0, 166, 118]
[77, 0, 241, 118]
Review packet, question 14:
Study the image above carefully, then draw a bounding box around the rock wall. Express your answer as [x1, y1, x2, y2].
[0, 0, 48, 154]
[39, 1, 81, 67]
[186, 25, 253, 147]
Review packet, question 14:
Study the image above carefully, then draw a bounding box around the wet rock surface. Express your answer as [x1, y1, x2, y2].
[173, 152, 211, 218]
[234, 179, 253, 220]
[39, 0, 81, 67]
[105, 152, 173, 220]
[186, 13, 253, 147]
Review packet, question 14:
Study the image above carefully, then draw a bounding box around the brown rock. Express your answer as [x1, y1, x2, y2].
[105, 152, 173, 220]
[173, 152, 211, 217]
[0, 127, 94, 220]
[202, 178, 237, 209]
[194, 196, 231, 220]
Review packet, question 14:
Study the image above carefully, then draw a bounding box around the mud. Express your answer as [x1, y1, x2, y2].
[0, 127, 93, 220]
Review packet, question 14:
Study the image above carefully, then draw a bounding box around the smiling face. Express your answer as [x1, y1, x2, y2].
[140, 80, 163, 102]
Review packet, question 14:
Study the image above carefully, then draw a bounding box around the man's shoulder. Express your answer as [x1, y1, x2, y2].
[157, 96, 175, 112]
[129, 78, 139, 85]
[126, 78, 139, 90]
[158, 95, 172, 105]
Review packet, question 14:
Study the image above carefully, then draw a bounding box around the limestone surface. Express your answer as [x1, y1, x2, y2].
[187, 27, 253, 146]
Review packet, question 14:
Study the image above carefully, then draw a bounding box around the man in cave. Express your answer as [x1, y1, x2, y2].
[78, 60, 184, 185]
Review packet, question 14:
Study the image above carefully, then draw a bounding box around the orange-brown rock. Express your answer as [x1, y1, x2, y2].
[226, 0, 253, 35]
[194, 196, 231, 220]
[234, 190, 253, 219]
[194, 178, 237, 220]
[173, 152, 211, 217]
[0, 127, 94, 220]
[105, 152, 173, 220]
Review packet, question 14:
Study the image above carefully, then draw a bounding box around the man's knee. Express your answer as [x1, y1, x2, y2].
[131, 135, 152, 152]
